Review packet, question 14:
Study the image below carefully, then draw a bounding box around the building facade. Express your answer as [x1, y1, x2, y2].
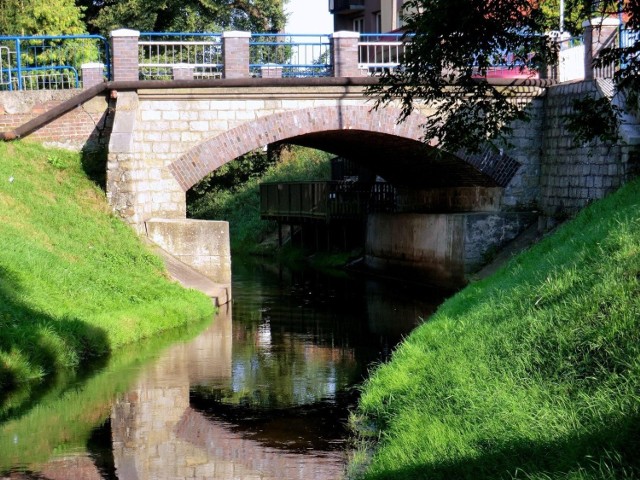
[329, 0, 409, 33]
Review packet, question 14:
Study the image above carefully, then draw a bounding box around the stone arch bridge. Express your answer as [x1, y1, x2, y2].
[2, 25, 638, 288]
[108, 78, 544, 229]
[102, 75, 638, 287]
[2, 75, 637, 288]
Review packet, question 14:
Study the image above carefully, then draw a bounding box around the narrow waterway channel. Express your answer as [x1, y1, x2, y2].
[1, 258, 448, 479]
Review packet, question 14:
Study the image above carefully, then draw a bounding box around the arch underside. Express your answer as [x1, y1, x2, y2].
[168, 106, 519, 191]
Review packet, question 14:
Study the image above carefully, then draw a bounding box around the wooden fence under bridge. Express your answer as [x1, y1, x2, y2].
[259, 181, 396, 249]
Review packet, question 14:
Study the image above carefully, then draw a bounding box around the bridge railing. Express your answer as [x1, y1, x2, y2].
[557, 35, 586, 82]
[0, 34, 110, 91]
[620, 28, 639, 70]
[357, 33, 409, 75]
[138, 32, 223, 80]
[249, 34, 331, 78]
[2, 25, 636, 90]
[260, 181, 396, 221]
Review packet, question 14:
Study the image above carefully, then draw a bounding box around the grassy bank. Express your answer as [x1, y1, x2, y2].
[352, 180, 640, 479]
[0, 141, 215, 415]
[189, 146, 331, 253]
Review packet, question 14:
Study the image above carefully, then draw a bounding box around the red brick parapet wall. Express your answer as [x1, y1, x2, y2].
[0, 90, 112, 150]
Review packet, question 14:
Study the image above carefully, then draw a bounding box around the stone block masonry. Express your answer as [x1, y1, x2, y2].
[539, 79, 640, 229]
[145, 218, 231, 285]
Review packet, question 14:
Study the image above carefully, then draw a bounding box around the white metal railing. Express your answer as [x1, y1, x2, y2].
[559, 42, 585, 82]
[20, 70, 78, 90]
[358, 33, 408, 75]
[138, 33, 223, 80]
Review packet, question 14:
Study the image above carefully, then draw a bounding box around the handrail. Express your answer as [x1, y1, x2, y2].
[358, 33, 409, 74]
[260, 180, 396, 220]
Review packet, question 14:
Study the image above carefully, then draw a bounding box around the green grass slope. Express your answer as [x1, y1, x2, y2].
[353, 179, 640, 479]
[0, 141, 214, 413]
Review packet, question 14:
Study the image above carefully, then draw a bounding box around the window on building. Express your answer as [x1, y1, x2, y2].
[374, 11, 382, 33]
[353, 16, 365, 32]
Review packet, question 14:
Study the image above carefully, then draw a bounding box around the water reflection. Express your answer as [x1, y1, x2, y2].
[2, 259, 446, 479]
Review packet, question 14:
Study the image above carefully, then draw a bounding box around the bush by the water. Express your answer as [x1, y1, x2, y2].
[0, 141, 214, 417]
[352, 179, 640, 479]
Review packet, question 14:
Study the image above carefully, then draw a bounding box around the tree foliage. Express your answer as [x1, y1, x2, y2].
[539, 0, 587, 35]
[77, 0, 287, 35]
[0, 0, 86, 35]
[368, 0, 556, 154]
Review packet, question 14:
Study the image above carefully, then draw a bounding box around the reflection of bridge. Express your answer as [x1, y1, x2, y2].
[110, 305, 346, 480]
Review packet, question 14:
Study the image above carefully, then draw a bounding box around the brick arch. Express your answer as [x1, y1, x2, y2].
[168, 105, 428, 191]
[168, 105, 520, 191]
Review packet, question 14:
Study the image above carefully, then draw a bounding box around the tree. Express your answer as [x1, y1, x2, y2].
[368, 0, 556, 154]
[539, 0, 588, 34]
[77, 0, 287, 35]
[0, 0, 86, 35]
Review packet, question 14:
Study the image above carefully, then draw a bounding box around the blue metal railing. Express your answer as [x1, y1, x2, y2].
[0, 34, 110, 91]
[619, 28, 639, 70]
[620, 28, 639, 49]
[249, 34, 332, 78]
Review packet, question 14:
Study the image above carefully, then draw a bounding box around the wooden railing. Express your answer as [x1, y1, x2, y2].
[260, 181, 396, 221]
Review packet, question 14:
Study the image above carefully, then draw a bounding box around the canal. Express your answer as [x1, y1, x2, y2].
[1, 258, 447, 479]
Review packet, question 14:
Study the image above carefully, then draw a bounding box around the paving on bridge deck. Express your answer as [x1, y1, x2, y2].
[147, 241, 231, 307]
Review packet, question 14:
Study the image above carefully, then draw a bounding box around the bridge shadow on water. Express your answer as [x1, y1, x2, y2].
[0, 265, 111, 423]
[365, 413, 640, 479]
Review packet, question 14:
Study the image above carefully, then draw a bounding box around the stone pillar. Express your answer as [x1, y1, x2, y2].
[110, 29, 140, 82]
[172, 63, 194, 81]
[222, 31, 251, 79]
[261, 63, 283, 78]
[81, 63, 104, 89]
[583, 17, 621, 80]
[331, 31, 361, 77]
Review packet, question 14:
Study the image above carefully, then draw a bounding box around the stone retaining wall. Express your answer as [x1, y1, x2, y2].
[540, 79, 640, 228]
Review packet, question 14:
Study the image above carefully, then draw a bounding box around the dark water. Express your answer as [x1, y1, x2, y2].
[1, 259, 446, 479]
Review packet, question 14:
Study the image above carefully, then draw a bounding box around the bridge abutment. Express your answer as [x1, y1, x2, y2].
[365, 211, 536, 288]
[107, 91, 187, 232]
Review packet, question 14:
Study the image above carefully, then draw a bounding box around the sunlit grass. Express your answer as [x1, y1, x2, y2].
[0, 141, 215, 416]
[351, 179, 640, 479]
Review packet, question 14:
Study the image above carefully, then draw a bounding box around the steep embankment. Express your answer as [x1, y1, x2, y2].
[0, 141, 215, 414]
[353, 180, 640, 479]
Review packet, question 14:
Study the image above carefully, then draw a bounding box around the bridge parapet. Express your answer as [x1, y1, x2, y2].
[0, 18, 633, 93]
